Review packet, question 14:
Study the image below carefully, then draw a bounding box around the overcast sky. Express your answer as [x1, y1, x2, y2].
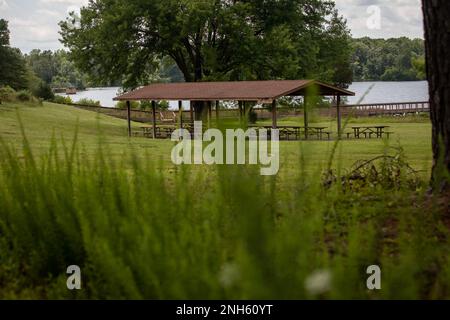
[0, 0, 424, 53]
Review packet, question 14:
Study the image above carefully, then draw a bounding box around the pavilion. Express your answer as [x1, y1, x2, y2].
[113, 80, 355, 138]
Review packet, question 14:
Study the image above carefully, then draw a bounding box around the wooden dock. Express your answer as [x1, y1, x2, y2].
[338, 101, 430, 117]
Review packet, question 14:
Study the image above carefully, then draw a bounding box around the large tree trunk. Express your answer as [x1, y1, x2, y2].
[422, 0, 450, 190]
[173, 38, 206, 121]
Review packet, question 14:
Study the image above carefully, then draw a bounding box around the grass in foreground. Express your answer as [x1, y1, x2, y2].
[0, 125, 448, 299]
[0, 101, 448, 300]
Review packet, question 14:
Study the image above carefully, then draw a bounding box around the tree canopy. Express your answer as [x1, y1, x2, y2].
[60, 0, 352, 89]
[25, 49, 89, 90]
[0, 19, 10, 47]
[351, 37, 426, 82]
[0, 19, 29, 90]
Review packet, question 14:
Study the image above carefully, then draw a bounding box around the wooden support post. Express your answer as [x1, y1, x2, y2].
[272, 99, 277, 129]
[207, 101, 212, 128]
[337, 95, 342, 137]
[126, 100, 131, 137]
[152, 101, 157, 139]
[304, 95, 309, 140]
[190, 101, 194, 123]
[238, 101, 243, 122]
[178, 100, 183, 129]
[215, 101, 219, 123]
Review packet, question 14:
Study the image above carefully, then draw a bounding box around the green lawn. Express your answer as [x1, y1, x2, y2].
[0, 101, 433, 178]
[0, 102, 172, 160]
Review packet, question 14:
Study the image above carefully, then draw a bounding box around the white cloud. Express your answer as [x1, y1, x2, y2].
[36, 9, 62, 17]
[334, 0, 424, 39]
[40, 0, 88, 5]
[9, 17, 57, 42]
[0, 0, 9, 10]
[66, 5, 81, 15]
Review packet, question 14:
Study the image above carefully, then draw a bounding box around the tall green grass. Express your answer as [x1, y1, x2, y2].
[0, 124, 449, 299]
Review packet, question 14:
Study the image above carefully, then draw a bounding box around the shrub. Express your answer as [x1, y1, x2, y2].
[158, 100, 169, 110]
[139, 100, 169, 110]
[115, 100, 140, 109]
[323, 148, 422, 191]
[76, 98, 101, 107]
[32, 82, 55, 101]
[15, 90, 33, 102]
[140, 101, 152, 110]
[0, 86, 16, 103]
[116, 100, 169, 110]
[0, 87, 42, 105]
[51, 95, 73, 105]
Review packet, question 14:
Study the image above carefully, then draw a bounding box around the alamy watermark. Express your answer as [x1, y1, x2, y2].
[66, 265, 81, 290]
[170, 121, 280, 176]
[367, 5, 381, 30]
[366, 265, 381, 290]
[64, 263, 381, 292]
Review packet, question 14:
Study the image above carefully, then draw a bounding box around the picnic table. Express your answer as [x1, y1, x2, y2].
[140, 126, 177, 139]
[140, 126, 153, 138]
[248, 125, 331, 140]
[348, 126, 392, 139]
[140, 123, 333, 140]
[140, 123, 204, 139]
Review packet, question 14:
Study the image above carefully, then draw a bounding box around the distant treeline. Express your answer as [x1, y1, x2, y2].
[25, 50, 184, 90]
[25, 49, 92, 90]
[351, 37, 426, 82]
[24, 38, 426, 91]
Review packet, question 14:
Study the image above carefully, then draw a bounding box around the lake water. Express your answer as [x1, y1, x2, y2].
[60, 81, 429, 109]
[346, 81, 429, 105]
[61, 87, 122, 108]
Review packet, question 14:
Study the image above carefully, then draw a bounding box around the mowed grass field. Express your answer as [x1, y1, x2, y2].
[0, 102, 433, 179]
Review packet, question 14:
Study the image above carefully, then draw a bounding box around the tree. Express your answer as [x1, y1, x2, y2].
[422, 0, 450, 190]
[25, 49, 88, 89]
[60, 0, 352, 117]
[350, 37, 426, 81]
[0, 19, 29, 90]
[411, 56, 426, 80]
[59, 0, 351, 87]
[51, 50, 88, 89]
[315, 10, 353, 88]
[0, 19, 10, 46]
[33, 81, 55, 101]
[26, 50, 59, 84]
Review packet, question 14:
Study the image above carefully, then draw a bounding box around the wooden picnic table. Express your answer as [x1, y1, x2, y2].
[140, 126, 153, 138]
[349, 126, 391, 139]
[141, 123, 333, 140]
[140, 125, 177, 139]
[141, 123, 205, 139]
[248, 125, 330, 140]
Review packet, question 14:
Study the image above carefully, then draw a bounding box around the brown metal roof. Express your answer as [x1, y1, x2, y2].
[114, 80, 355, 102]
